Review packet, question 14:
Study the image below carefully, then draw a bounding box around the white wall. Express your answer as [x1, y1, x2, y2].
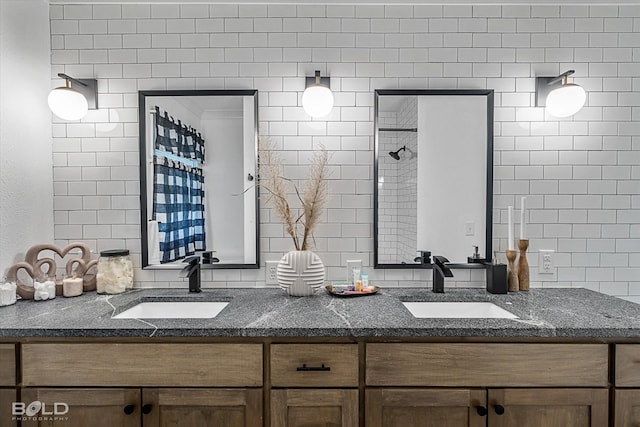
[417, 95, 487, 263]
[47, 3, 639, 298]
[201, 113, 245, 262]
[0, 0, 53, 271]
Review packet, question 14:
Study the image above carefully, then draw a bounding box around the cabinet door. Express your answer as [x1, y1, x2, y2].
[366, 388, 487, 427]
[271, 389, 358, 427]
[0, 388, 17, 427]
[0, 344, 15, 386]
[143, 388, 262, 427]
[489, 388, 608, 427]
[20, 388, 140, 427]
[615, 389, 640, 427]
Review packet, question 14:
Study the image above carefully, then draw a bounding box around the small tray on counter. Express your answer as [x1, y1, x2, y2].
[325, 285, 380, 298]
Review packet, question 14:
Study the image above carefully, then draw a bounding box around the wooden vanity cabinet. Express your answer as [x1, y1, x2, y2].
[20, 388, 140, 427]
[144, 388, 262, 427]
[0, 344, 16, 427]
[9, 339, 631, 426]
[488, 388, 608, 427]
[0, 388, 17, 427]
[366, 343, 609, 427]
[614, 345, 640, 426]
[270, 344, 359, 427]
[366, 388, 487, 427]
[20, 343, 263, 427]
[0, 344, 15, 386]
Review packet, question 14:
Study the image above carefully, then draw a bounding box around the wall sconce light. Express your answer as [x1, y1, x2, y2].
[535, 70, 586, 118]
[48, 73, 98, 120]
[302, 70, 333, 118]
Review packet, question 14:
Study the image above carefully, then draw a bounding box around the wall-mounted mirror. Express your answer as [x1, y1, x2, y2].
[374, 89, 494, 268]
[139, 90, 259, 269]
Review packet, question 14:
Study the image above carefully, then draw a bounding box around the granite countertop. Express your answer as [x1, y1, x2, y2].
[1, 287, 640, 339]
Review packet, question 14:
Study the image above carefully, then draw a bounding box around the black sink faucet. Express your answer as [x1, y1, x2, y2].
[432, 256, 454, 293]
[180, 256, 202, 293]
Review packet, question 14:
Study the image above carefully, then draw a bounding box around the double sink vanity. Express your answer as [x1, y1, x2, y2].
[0, 88, 635, 426]
[2, 287, 640, 426]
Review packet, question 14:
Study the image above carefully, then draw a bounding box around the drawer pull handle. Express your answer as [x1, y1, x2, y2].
[494, 404, 505, 415]
[296, 363, 331, 372]
[142, 404, 153, 415]
[476, 406, 488, 416]
[123, 405, 135, 415]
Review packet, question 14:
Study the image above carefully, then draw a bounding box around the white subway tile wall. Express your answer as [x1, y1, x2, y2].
[50, 4, 639, 299]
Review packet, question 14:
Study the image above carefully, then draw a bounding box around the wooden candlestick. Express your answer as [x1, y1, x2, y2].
[517, 239, 530, 291]
[505, 249, 519, 292]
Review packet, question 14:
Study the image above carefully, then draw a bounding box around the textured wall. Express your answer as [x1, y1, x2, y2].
[48, 3, 640, 299]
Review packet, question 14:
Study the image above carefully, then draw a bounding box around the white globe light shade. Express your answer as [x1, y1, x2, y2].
[545, 83, 586, 118]
[302, 85, 334, 118]
[48, 87, 89, 120]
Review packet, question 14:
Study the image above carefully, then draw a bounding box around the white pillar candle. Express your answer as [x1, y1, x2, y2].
[520, 196, 526, 240]
[508, 206, 514, 250]
[63, 276, 84, 297]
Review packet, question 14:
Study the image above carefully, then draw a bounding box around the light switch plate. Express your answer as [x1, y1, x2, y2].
[465, 221, 475, 236]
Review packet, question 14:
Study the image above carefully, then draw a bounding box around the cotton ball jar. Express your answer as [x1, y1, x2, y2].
[97, 249, 133, 294]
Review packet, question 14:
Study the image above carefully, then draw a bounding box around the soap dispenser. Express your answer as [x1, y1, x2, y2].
[467, 245, 484, 264]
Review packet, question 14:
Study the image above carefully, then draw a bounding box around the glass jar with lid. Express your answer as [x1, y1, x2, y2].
[97, 249, 133, 294]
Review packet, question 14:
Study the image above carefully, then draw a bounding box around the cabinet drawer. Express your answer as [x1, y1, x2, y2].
[0, 344, 15, 386]
[22, 343, 262, 387]
[616, 344, 640, 387]
[367, 343, 608, 387]
[271, 344, 358, 387]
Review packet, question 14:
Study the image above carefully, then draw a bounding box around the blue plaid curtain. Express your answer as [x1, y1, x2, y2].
[153, 107, 206, 263]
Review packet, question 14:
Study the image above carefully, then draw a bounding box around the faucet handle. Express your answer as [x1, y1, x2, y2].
[183, 255, 200, 266]
[414, 250, 432, 264]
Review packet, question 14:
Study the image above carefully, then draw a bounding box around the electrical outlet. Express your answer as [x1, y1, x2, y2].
[265, 261, 279, 285]
[465, 221, 475, 236]
[538, 250, 555, 274]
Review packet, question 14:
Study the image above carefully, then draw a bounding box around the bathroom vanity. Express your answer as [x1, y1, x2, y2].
[2, 287, 640, 427]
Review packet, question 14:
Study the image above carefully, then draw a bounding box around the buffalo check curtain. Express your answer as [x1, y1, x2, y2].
[153, 107, 206, 263]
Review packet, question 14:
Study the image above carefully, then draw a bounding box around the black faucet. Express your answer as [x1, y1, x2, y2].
[432, 256, 454, 293]
[414, 250, 432, 264]
[180, 256, 202, 293]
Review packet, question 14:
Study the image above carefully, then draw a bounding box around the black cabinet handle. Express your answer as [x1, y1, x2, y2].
[296, 363, 331, 372]
[494, 404, 505, 415]
[142, 404, 153, 415]
[476, 406, 488, 416]
[123, 405, 135, 415]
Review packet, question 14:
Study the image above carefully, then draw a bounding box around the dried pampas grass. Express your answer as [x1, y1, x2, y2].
[258, 137, 330, 251]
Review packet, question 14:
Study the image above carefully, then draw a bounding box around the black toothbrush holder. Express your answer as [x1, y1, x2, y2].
[485, 262, 508, 294]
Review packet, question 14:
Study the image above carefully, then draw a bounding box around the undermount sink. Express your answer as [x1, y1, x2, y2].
[402, 302, 518, 319]
[113, 302, 229, 319]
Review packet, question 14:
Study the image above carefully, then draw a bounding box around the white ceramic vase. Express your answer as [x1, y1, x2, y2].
[277, 250, 325, 296]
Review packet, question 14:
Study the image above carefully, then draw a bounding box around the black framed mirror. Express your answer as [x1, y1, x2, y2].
[139, 89, 259, 269]
[374, 89, 494, 269]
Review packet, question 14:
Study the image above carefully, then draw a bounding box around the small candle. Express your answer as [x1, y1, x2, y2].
[63, 275, 83, 298]
[520, 196, 526, 240]
[508, 206, 514, 250]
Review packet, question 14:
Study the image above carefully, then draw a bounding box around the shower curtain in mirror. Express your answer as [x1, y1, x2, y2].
[153, 107, 206, 263]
